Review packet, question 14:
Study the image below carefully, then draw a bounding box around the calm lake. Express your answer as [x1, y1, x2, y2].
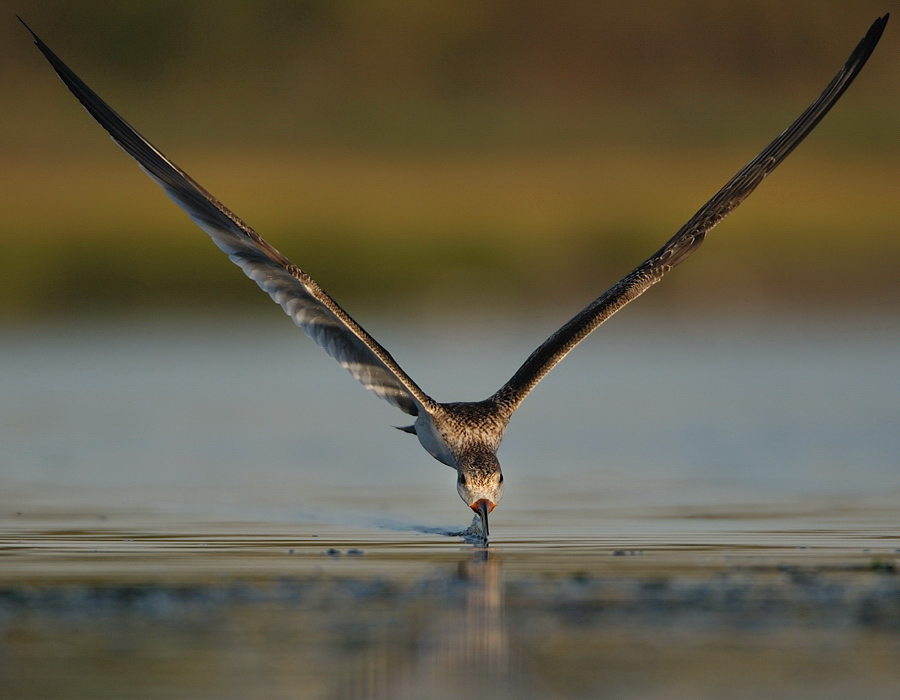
[2, 311, 899, 698]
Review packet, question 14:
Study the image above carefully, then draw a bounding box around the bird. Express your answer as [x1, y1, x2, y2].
[22, 15, 887, 541]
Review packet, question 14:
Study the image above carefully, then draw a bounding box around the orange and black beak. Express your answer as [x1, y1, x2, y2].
[471, 498, 494, 537]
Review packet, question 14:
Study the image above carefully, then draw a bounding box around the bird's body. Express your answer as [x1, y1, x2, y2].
[411, 401, 509, 468]
[22, 15, 888, 541]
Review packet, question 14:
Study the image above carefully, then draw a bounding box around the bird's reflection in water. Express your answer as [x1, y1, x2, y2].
[343, 548, 536, 700]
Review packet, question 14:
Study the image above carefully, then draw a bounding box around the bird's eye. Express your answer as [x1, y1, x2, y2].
[458, 473, 466, 486]
[499, 474, 504, 484]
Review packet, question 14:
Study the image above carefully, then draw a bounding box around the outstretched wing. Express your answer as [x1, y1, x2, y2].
[493, 15, 888, 414]
[22, 18, 438, 418]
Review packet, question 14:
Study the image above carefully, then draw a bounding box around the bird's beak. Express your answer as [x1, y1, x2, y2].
[471, 498, 494, 537]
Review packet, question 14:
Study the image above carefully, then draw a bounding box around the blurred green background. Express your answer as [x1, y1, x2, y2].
[2, 0, 898, 319]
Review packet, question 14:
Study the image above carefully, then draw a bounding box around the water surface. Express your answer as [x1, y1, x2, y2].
[1, 313, 899, 698]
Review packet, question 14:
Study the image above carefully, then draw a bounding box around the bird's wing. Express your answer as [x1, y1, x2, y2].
[492, 15, 887, 414]
[22, 18, 437, 418]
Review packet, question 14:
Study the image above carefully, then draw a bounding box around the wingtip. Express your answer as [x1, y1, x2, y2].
[868, 13, 889, 42]
[16, 14, 36, 37]
[17, 15, 49, 52]
[840, 13, 889, 78]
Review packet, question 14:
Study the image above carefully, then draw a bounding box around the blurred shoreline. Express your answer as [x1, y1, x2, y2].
[5, 2, 897, 319]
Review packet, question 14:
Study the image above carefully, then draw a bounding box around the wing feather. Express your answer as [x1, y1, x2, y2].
[492, 15, 888, 414]
[22, 18, 436, 417]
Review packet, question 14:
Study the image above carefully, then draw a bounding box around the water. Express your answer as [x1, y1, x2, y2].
[2, 312, 899, 698]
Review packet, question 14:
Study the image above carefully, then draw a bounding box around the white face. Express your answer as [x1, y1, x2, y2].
[456, 468, 504, 510]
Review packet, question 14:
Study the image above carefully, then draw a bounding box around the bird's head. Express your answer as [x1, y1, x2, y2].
[455, 449, 504, 536]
